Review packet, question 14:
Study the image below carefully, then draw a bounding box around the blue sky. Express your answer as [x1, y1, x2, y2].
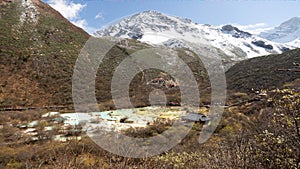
[44, 0, 300, 34]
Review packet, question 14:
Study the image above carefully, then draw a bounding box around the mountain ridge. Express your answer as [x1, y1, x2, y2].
[95, 10, 293, 61]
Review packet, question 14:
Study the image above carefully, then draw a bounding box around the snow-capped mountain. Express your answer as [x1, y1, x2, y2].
[95, 10, 293, 61]
[259, 17, 300, 45]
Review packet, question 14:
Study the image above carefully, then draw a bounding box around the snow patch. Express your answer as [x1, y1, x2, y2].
[20, 0, 39, 25]
[286, 38, 300, 47]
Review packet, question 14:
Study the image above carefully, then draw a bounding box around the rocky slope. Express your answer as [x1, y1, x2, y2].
[0, 0, 89, 108]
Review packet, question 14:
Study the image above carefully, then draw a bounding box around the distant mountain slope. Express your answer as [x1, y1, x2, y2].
[226, 48, 300, 92]
[259, 17, 300, 45]
[0, 0, 89, 108]
[95, 10, 292, 61]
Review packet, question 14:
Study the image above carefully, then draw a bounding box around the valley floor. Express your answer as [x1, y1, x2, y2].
[0, 87, 299, 168]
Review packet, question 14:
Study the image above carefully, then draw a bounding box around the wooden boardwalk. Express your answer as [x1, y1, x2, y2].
[0, 105, 72, 112]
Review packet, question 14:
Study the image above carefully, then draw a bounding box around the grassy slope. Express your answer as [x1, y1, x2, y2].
[0, 0, 89, 108]
[226, 48, 300, 92]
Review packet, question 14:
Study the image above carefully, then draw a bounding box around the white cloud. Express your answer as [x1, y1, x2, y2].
[47, 0, 97, 34]
[95, 12, 104, 20]
[72, 19, 98, 34]
[72, 19, 87, 28]
[47, 0, 86, 20]
[232, 23, 273, 34]
[236, 23, 267, 30]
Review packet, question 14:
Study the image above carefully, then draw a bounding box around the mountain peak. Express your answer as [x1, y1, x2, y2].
[281, 16, 300, 25]
[95, 9, 199, 41]
[278, 17, 300, 32]
[141, 10, 163, 14]
[259, 17, 300, 43]
[130, 10, 165, 18]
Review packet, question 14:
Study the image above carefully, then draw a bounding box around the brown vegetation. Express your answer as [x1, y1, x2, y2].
[0, 88, 299, 168]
